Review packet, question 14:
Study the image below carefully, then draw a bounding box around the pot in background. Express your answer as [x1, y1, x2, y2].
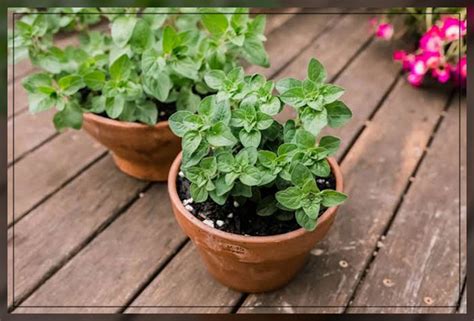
[83, 113, 181, 181]
[168, 152, 344, 293]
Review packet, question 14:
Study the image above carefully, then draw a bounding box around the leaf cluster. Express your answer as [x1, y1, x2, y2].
[170, 58, 351, 230]
[14, 8, 269, 130]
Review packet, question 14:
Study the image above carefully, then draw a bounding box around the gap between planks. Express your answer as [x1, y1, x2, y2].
[121, 11, 352, 313]
[347, 94, 465, 313]
[238, 68, 452, 312]
[10, 181, 154, 310]
[9, 9, 334, 310]
[343, 90, 457, 312]
[121, 10, 348, 314]
[125, 13, 396, 314]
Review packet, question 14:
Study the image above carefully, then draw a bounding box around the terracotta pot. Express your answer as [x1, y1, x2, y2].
[168, 152, 344, 293]
[82, 113, 181, 181]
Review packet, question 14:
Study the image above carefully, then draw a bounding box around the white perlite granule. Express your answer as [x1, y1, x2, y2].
[183, 198, 194, 205]
[203, 219, 214, 228]
[233, 201, 239, 207]
[178, 171, 184, 177]
[216, 220, 224, 227]
[184, 204, 194, 212]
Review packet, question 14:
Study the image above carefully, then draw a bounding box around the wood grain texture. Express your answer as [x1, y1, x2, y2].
[8, 109, 57, 165]
[9, 156, 147, 307]
[348, 97, 466, 313]
[9, 11, 464, 315]
[8, 80, 29, 119]
[274, 15, 402, 156]
[458, 285, 467, 313]
[246, 10, 341, 79]
[125, 242, 241, 314]
[261, 8, 302, 33]
[8, 130, 105, 226]
[15, 184, 184, 313]
[8, 60, 35, 86]
[122, 13, 382, 313]
[274, 13, 372, 81]
[239, 80, 450, 313]
[8, 228, 13, 308]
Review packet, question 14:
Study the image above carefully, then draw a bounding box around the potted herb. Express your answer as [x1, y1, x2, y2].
[167, 58, 352, 292]
[14, 8, 269, 181]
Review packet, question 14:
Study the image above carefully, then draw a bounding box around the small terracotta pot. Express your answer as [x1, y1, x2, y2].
[168, 152, 344, 293]
[82, 113, 181, 181]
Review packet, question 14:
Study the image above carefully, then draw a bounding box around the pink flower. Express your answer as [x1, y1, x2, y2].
[420, 51, 442, 68]
[455, 56, 467, 79]
[407, 73, 423, 86]
[375, 23, 394, 40]
[393, 50, 406, 61]
[419, 25, 444, 52]
[432, 65, 451, 83]
[412, 56, 428, 75]
[402, 53, 415, 71]
[440, 17, 467, 41]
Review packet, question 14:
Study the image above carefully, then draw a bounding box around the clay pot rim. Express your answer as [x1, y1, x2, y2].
[168, 152, 344, 244]
[83, 112, 169, 129]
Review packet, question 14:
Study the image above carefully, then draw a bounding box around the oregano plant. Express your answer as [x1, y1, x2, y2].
[12, 8, 269, 130]
[169, 58, 352, 231]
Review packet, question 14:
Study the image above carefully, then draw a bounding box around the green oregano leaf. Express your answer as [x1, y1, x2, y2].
[295, 209, 317, 231]
[320, 190, 347, 207]
[111, 16, 137, 47]
[307, 58, 326, 84]
[325, 100, 352, 128]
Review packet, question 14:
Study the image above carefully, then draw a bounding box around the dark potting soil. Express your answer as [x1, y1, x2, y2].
[177, 173, 336, 236]
[155, 100, 176, 122]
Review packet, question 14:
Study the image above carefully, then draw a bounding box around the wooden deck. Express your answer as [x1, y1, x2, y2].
[7, 9, 467, 314]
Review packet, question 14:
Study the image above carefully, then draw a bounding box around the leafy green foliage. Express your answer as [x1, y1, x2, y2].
[276, 58, 352, 136]
[13, 8, 270, 129]
[173, 58, 352, 230]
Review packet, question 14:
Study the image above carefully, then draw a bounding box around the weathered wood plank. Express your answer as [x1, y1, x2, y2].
[125, 13, 400, 314]
[10, 11, 334, 312]
[261, 8, 302, 33]
[7, 228, 13, 309]
[348, 96, 466, 313]
[273, 13, 371, 81]
[8, 79, 29, 119]
[246, 10, 342, 78]
[8, 109, 57, 165]
[15, 184, 184, 313]
[274, 14, 395, 132]
[8, 130, 105, 226]
[458, 285, 467, 313]
[9, 11, 346, 312]
[9, 156, 147, 308]
[125, 243, 241, 314]
[239, 79, 450, 313]
[8, 60, 35, 86]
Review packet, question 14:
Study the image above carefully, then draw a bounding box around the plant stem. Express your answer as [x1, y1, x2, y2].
[425, 8, 433, 30]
